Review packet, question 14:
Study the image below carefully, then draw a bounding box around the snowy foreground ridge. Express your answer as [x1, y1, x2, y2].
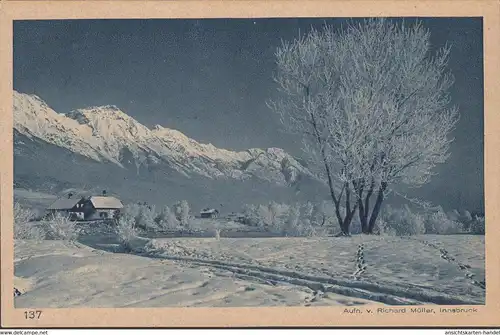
[13, 91, 311, 186]
[14, 234, 485, 307]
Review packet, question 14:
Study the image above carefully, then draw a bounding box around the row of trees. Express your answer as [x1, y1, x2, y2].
[378, 205, 485, 236]
[240, 200, 485, 236]
[242, 201, 333, 237]
[119, 200, 192, 232]
[270, 18, 459, 235]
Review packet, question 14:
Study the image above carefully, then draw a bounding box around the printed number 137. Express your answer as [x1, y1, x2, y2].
[24, 310, 42, 319]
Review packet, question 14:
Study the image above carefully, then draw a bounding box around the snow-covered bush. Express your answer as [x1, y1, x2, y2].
[14, 202, 79, 240]
[43, 213, 79, 241]
[115, 215, 139, 251]
[122, 203, 156, 231]
[470, 216, 485, 235]
[447, 209, 461, 222]
[378, 205, 479, 236]
[446, 209, 478, 232]
[154, 205, 179, 230]
[451, 211, 484, 235]
[138, 204, 157, 230]
[256, 204, 274, 227]
[241, 204, 260, 226]
[241, 201, 331, 237]
[280, 204, 301, 236]
[463, 210, 473, 222]
[301, 202, 314, 221]
[378, 205, 425, 236]
[424, 209, 463, 235]
[314, 202, 341, 236]
[172, 200, 191, 227]
[271, 201, 292, 222]
[246, 202, 287, 230]
[252, 202, 290, 229]
[121, 203, 140, 223]
[14, 202, 44, 240]
[310, 202, 327, 226]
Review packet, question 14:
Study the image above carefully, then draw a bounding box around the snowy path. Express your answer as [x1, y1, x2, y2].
[142, 235, 485, 305]
[13, 234, 484, 308]
[13, 240, 383, 308]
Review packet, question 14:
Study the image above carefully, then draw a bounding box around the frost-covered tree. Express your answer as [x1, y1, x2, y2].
[423, 208, 463, 235]
[310, 201, 328, 226]
[269, 18, 458, 234]
[43, 213, 79, 241]
[378, 205, 426, 236]
[283, 204, 301, 236]
[115, 215, 139, 251]
[121, 203, 156, 230]
[154, 205, 179, 230]
[173, 200, 191, 226]
[139, 204, 156, 229]
[13, 202, 44, 240]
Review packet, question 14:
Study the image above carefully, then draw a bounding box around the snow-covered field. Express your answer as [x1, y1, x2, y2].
[14, 239, 382, 308]
[13, 231, 484, 308]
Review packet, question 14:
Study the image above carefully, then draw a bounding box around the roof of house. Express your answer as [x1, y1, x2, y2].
[200, 208, 218, 214]
[47, 198, 80, 210]
[89, 196, 124, 209]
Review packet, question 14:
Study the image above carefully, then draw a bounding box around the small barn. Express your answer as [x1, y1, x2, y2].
[200, 208, 219, 219]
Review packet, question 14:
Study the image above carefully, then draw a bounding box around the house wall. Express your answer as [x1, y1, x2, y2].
[80, 201, 95, 220]
[47, 209, 72, 216]
[69, 212, 85, 221]
[86, 209, 119, 221]
[46, 209, 85, 221]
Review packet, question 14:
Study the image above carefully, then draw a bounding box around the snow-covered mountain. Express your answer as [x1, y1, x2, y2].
[13, 90, 311, 186]
[13, 91, 325, 211]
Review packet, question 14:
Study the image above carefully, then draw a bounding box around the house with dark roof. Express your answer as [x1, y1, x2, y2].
[46, 192, 124, 221]
[46, 196, 82, 220]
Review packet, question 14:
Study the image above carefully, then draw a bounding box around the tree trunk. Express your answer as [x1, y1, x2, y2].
[343, 183, 353, 235]
[362, 181, 375, 233]
[367, 182, 387, 233]
[307, 98, 346, 235]
[355, 178, 375, 234]
[359, 205, 369, 234]
[354, 181, 368, 233]
[343, 209, 356, 234]
[328, 176, 345, 234]
[335, 206, 348, 235]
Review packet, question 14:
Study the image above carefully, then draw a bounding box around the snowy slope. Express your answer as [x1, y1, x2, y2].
[13, 92, 109, 163]
[13, 91, 311, 186]
[13, 235, 485, 308]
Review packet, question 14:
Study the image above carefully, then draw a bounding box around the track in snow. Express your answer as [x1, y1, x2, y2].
[135, 246, 482, 306]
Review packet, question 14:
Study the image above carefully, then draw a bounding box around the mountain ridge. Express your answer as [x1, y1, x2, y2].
[13, 91, 326, 211]
[13, 90, 312, 186]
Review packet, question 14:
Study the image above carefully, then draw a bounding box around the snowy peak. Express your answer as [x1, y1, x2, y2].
[13, 91, 312, 185]
[67, 105, 130, 124]
[13, 91, 108, 162]
[65, 105, 156, 163]
[67, 105, 151, 139]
